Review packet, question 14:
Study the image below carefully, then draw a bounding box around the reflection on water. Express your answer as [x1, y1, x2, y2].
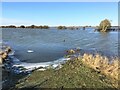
[1, 28, 118, 63]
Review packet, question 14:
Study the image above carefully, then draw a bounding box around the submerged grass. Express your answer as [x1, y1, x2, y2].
[14, 53, 119, 89]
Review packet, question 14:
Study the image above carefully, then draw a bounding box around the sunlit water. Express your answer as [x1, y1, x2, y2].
[1, 28, 118, 63]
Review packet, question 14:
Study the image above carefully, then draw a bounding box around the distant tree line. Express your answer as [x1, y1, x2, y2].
[0, 25, 17, 28]
[0, 25, 85, 30]
[1, 19, 118, 32]
[25, 25, 49, 29]
[0, 25, 49, 29]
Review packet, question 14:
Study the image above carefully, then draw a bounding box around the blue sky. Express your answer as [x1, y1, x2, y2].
[2, 2, 118, 26]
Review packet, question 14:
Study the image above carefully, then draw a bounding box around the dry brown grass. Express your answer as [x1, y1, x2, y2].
[81, 53, 120, 81]
[0, 46, 12, 64]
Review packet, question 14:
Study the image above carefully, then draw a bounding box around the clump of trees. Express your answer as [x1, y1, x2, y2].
[98, 19, 111, 32]
[42, 25, 49, 29]
[57, 26, 80, 30]
[30, 25, 36, 28]
[20, 25, 25, 28]
[57, 26, 67, 29]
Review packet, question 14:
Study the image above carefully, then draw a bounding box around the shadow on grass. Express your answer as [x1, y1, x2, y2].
[2, 68, 28, 90]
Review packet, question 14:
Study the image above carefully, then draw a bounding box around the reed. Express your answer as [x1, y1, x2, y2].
[81, 53, 119, 81]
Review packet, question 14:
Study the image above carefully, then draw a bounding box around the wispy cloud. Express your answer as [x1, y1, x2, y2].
[1, 18, 33, 26]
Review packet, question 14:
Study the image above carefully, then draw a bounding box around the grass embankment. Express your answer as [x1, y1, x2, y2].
[14, 54, 119, 89]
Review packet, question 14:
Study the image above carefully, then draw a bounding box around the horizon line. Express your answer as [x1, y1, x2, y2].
[1, 24, 118, 27]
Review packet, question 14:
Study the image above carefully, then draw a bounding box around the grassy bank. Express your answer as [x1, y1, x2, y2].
[13, 54, 119, 89]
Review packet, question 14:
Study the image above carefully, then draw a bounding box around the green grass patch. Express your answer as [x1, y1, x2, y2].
[15, 58, 118, 89]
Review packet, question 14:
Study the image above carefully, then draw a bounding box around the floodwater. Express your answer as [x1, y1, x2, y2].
[1, 28, 118, 63]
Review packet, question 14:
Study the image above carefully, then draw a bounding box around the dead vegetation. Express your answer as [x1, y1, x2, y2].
[81, 53, 119, 87]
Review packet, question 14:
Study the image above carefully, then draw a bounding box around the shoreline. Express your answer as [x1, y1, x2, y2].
[1, 45, 119, 89]
[1, 45, 118, 74]
[1, 45, 71, 74]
